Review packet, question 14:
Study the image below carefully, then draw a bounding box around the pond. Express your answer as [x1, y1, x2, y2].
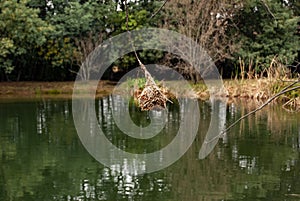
[0, 96, 299, 201]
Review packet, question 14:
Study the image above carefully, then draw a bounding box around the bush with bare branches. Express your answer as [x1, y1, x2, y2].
[161, 0, 241, 82]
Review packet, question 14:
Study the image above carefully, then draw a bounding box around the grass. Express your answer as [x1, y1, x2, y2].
[0, 79, 299, 111]
[0, 81, 115, 99]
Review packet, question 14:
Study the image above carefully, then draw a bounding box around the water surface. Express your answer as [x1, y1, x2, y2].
[0, 97, 299, 201]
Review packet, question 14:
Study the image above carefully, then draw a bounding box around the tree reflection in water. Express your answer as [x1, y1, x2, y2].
[0, 97, 299, 200]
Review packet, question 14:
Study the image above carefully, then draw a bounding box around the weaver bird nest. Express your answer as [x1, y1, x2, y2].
[138, 84, 170, 111]
[136, 63, 171, 111]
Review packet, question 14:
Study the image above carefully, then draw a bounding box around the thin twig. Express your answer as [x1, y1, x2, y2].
[123, 1, 142, 79]
[123, 0, 140, 63]
[123, 0, 129, 31]
[261, 0, 276, 20]
[279, 78, 299, 91]
[279, 78, 299, 83]
[122, 0, 170, 110]
[224, 84, 299, 133]
[150, 0, 168, 19]
[204, 79, 300, 144]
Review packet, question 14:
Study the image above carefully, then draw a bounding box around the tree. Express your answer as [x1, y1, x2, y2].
[0, 0, 52, 80]
[0, 0, 170, 81]
[29, 0, 116, 80]
[160, 0, 241, 82]
[72, 0, 166, 81]
[234, 0, 299, 75]
[73, 32, 105, 81]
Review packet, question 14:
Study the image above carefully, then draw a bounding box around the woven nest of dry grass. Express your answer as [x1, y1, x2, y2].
[137, 64, 171, 111]
[138, 84, 169, 111]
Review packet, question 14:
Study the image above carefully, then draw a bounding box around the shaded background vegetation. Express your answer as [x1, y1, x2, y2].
[0, 0, 299, 81]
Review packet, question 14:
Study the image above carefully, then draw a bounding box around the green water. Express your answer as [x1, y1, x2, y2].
[0, 96, 299, 201]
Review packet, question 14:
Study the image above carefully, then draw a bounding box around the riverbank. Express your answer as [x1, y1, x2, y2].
[0, 81, 115, 99]
[0, 79, 299, 110]
[196, 78, 300, 111]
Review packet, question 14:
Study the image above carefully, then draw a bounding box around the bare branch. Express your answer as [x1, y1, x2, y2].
[150, 0, 169, 19]
[161, 0, 240, 82]
[224, 82, 299, 133]
[123, 0, 171, 111]
[73, 32, 104, 81]
[122, 0, 129, 32]
[261, 0, 276, 20]
[204, 79, 300, 144]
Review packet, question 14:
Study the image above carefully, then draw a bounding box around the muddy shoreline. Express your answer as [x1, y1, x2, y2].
[0, 80, 299, 107]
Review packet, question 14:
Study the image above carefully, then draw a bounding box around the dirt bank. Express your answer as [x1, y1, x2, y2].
[0, 79, 299, 107]
[0, 81, 116, 99]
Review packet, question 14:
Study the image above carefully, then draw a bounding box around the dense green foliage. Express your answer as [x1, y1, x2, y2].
[0, 0, 52, 78]
[0, 0, 299, 81]
[234, 0, 299, 73]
